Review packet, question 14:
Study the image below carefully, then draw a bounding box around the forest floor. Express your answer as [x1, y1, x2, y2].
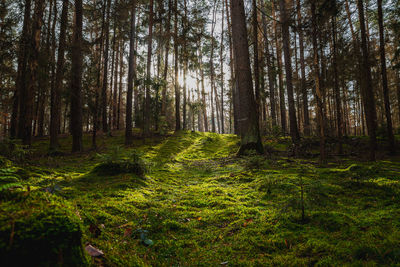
[2, 131, 400, 266]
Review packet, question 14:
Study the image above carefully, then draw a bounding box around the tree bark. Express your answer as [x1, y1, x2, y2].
[296, 0, 309, 135]
[144, 0, 154, 136]
[126, 0, 137, 145]
[21, 0, 45, 145]
[50, 0, 68, 150]
[272, 1, 286, 133]
[174, 0, 180, 131]
[230, 0, 263, 155]
[331, 6, 343, 154]
[280, 0, 300, 143]
[71, 0, 84, 152]
[377, 0, 395, 153]
[11, 0, 31, 139]
[357, 0, 377, 161]
[311, 0, 326, 163]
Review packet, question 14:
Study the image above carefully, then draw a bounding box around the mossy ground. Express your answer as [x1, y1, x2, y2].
[2, 131, 400, 266]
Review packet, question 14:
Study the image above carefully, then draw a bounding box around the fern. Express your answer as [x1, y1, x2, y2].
[0, 168, 22, 192]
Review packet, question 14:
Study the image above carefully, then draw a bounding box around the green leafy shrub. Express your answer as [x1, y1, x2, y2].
[0, 192, 88, 266]
[0, 168, 22, 193]
[93, 148, 150, 176]
[0, 139, 32, 163]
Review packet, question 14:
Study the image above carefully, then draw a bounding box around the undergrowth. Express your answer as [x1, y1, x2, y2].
[1, 131, 400, 266]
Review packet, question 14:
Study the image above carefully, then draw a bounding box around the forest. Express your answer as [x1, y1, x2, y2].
[1, 0, 400, 265]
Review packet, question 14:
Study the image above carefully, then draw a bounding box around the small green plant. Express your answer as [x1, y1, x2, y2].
[0, 139, 32, 163]
[93, 148, 150, 176]
[0, 168, 22, 192]
[243, 154, 266, 170]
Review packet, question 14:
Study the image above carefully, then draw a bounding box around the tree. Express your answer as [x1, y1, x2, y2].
[144, 0, 154, 136]
[280, 0, 299, 143]
[174, 0, 180, 131]
[230, 0, 263, 155]
[357, 0, 377, 161]
[10, 0, 31, 139]
[50, 0, 69, 151]
[296, 0, 310, 135]
[377, 0, 395, 154]
[101, 0, 112, 133]
[311, 0, 326, 163]
[71, 0, 84, 152]
[126, 0, 137, 146]
[20, 0, 45, 145]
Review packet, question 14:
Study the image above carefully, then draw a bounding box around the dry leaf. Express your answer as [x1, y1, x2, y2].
[85, 245, 104, 257]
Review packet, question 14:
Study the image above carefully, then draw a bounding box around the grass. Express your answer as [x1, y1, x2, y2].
[2, 131, 400, 266]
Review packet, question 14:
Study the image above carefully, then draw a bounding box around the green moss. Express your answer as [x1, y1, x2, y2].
[2, 131, 400, 266]
[0, 192, 88, 267]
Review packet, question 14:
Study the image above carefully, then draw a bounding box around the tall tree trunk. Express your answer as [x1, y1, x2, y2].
[11, 0, 32, 138]
[311, 0, 326, 163]
[272, 1, 286, 133]
[101, 0, 112, 133]
[71, 0, 84, 152]
[210, 1, 218, 133]
[261, 3, 277, 128]
[199, 46, 209, 132]
[126, 0, 137, 145]
[252, 0, 260, 119]
[174, 0, 180, 131]
[50, 0, 68, 150]
[296, 0, 309, 135]
[280, 0, 300, 143]
[112, 39, 119, 130]
[182, 0, 188, 130]
[117, 45, 123, 130]
[37, 0, 53, 138]
[225, 0, 238, 134]
[21, 0, 45, 145]
[230, 0, 263, 155]
[161, 0, 172, 117]
[144, 0, 154, 136]
[357, 0, 377, 161]
[377, 0, 395, 153]
[220, 0, 225, 134]
[331, 7, 343, 154]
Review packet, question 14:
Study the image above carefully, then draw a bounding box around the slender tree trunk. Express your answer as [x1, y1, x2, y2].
[311, 0, 326, 163]
[280, 0, 300, 143]
[71, 0, 84, 152]
[357, 0, 377, 161]
[144, 0, 154, 136]
[331, 8, 343, 154]
[161, 0, 172, 117]
[112, 39, 119, 130]
[220, 0, 225, 134]
[50, 0, 68, 150]
[199, 47, 209, 132]
[296, 0, 309, 135]
[252, 0, 260, 119]
[230, 0, 263, 155]
[101, 0, 112, 133]
[11, 0, 32, 138]
[377, 0, 395, 153]
[21, 0, 45, 145]
[225, 0, 238, 134]
[272, 1, 286, 133]
[126, 0, 137, 145]
[210, 1, 218, 133]
[261, 5, 277, 128]
[117, 45, 123, 130]
[174, 0, 180, 131]
[182, 0, 188, 130]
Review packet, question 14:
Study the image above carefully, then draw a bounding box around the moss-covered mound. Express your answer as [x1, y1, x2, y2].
[0, 192, 88, 267]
